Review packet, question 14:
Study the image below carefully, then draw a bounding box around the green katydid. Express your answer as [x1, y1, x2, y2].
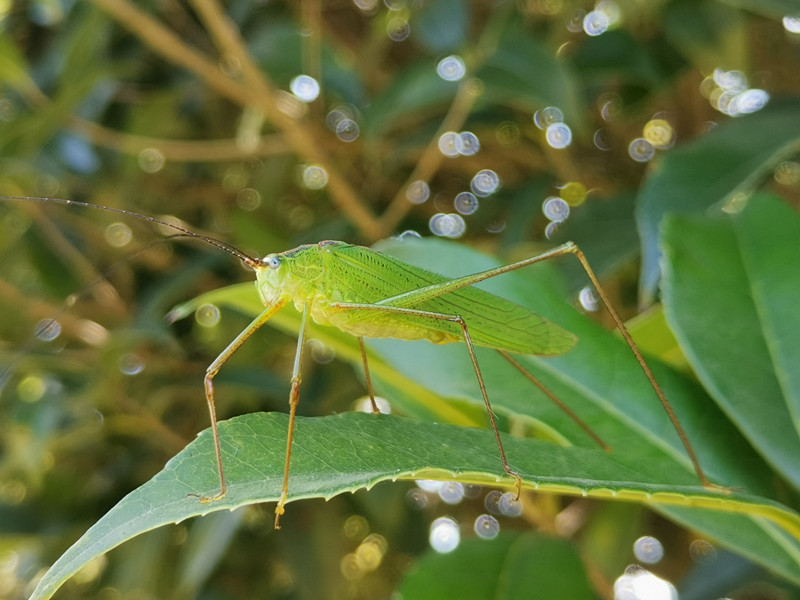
[3, 195, 716, 530]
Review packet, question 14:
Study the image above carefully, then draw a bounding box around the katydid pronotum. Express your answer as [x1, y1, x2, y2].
[3, 195, 716, 529]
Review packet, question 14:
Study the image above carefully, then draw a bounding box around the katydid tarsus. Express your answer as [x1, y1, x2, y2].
[3, 195, 716, 530]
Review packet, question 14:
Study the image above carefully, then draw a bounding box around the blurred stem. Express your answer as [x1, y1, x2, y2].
[17, 81, 287, 164]
[377, 6, 513, 234]
[90, 0, 253, 106]
[189, 0, 382, 240]
[0, 278, 106, 342]
[542, 142, 583, 185]
[54, 414, 188, 457]
[91, 0, 382, 240]
[300, 0, 323, 120]
[73, 119, 289, 162]
[378, 78, 482, 232]
[5, 32, 288, 164]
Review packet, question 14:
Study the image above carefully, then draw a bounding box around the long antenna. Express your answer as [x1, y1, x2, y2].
[2, 195, 262, 268]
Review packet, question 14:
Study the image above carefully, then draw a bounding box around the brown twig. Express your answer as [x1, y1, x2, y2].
[72, 118, 289, 162]
[91, 0, 381, 239]
[378, 78, 483, 234]
[192, 0, 384, 236]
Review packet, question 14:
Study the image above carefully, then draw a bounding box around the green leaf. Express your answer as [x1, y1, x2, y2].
[192, 238, 799, 570]
[397, 532, 595, 599]
[661, 194, 800, 489]
[364, 239, 800, 580]
[636, 99, 800, 303]
[369, 239, 765, 491]
[27, 412, 800, 600]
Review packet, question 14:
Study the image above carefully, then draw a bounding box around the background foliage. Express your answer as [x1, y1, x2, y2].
[2, 1, 800, 599]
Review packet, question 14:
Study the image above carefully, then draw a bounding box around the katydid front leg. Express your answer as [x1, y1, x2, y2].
[196, 295, 316, 529]
[196, 298, 288, 503]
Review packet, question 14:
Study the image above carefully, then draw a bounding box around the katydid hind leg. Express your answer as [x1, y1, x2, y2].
[274, 301, 312, 529]
[565, 244, 713, 488]
[330, 302, 522, 495]
[194, 299, 288, 503]
[342, 240, 713, 489]
[455, 317, 522, 498]
[479, 242, 712, 488]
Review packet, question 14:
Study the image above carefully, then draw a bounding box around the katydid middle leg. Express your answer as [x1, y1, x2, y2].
[329, 301, 523, 495]
[274, 301, 313, 529]
[357, 336, 381, 414]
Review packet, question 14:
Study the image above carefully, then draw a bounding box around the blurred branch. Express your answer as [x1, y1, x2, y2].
[14, 202, 124, 309]
[73, 119, 290, 162]
[378, 78, 482, 233]
[0, 278, 113, 340]
[91, 0, 382, 240]
[378, 7, 515, 234]
[12, 64, 290, 164]
[189, 0, 381, 239]
[90, 0, 254, 106]
[300, 0, 323, 101]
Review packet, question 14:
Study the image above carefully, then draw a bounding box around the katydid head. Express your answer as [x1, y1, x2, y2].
[254, 242, 336, 308]
[254, 252, 287, 306]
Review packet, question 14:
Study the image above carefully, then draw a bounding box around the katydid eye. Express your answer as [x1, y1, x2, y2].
[264, 255, 281, 269]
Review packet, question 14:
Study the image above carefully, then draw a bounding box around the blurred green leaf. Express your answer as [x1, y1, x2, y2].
[720, 0, 800, 20]
[636, 99, 800, 303]
[397, 533, 595, 599]
[661, 194, 800, 489]
[549, 191, 640, 288]
[362, 63, 458, 138]
[0, 32, 37, 94]
[412, 0, 469, 53]
[664, 0, 748, 72]
[570, 29, 679, 91]
[626, 306, 692, 373]
[246, 16, 364, 104]
[477, 22, 583, 123]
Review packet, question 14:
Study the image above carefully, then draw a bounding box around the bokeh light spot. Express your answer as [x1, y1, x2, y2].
[436, 55, 466, 81]
[290, 75, 320, 102]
